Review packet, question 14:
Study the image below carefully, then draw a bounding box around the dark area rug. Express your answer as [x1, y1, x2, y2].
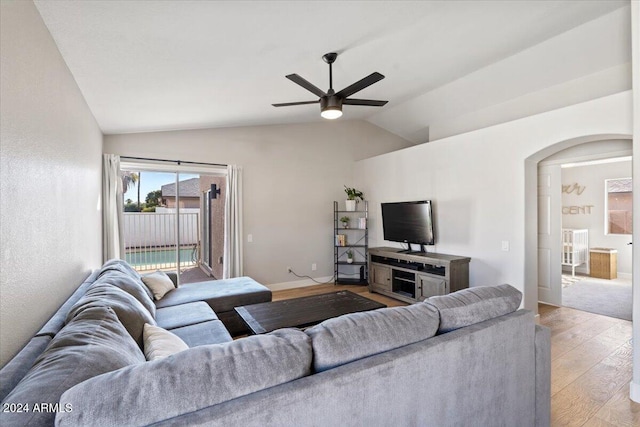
[562, 278, 632, 321]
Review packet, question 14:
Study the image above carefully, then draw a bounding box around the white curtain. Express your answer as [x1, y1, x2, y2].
[223, 165, 243, 278]
[102, 154, 124, 261]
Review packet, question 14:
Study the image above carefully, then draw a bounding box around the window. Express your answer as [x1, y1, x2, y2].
[606, 178, 632, 234]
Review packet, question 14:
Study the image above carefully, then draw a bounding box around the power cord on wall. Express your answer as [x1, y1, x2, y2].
[287, 268, 336, 285]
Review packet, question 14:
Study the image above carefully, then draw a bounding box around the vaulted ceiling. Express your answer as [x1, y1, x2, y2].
[34, 1, 630, 143]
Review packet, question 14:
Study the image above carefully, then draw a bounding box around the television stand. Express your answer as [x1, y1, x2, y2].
[368, 247, 471, 304]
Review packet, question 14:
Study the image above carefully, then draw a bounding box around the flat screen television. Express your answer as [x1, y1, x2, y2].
[381, 200, 435, 252]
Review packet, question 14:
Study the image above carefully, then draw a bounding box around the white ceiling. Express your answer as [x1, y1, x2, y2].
[34, 0, 629, 138]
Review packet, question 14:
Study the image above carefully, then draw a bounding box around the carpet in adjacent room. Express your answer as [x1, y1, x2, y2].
[561, 277, 632, 321]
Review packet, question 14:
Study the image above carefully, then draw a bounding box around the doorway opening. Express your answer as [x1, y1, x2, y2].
[120, 164, 227, 285]
[536, 139, 632, 321]
[559, 158, 632, 320]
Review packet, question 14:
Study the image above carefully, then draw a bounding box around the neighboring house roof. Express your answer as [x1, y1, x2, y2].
[161, 177, 200, 198]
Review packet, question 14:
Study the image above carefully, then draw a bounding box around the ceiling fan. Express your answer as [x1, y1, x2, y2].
[272, 52, 388, 119]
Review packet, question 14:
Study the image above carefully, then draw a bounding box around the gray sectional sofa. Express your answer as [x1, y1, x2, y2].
[0, 259, 550, 427]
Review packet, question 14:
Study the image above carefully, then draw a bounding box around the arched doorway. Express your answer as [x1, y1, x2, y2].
[523, 133, 632, 313]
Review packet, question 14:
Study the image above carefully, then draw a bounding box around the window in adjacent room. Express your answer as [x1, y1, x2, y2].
[605, 178, 632, 235]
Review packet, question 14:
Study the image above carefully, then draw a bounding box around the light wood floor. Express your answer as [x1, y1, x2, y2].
[538, 304, 638, 427]
[272, 285, 639, 427]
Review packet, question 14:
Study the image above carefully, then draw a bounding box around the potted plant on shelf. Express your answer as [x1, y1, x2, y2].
[340, 216, 350, 228]
[344, 186, 364, 212]
[346, 250, 354, 264]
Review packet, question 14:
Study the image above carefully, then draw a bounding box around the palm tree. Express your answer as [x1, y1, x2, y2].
[121, 171, 139, 195]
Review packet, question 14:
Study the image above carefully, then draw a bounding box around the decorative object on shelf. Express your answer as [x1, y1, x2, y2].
[340, 216, 350, 228]
[344, 186, 364, 212]
[346, 250, 354, 264]
[358, 217, 367, 229]
[335, 234, 347, 246]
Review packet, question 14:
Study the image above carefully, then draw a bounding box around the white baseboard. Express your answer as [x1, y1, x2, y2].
[266, 276, 333, 292]
[630, 381, 640, 403]
[617, 272, 632, 280]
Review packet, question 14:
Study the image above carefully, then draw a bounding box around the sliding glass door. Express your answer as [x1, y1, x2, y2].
[120, 162, 226, 284]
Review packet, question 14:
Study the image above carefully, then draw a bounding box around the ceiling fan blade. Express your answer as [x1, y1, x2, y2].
[336, 72, 385, 98]
[286, 74, 326, 97]
[343, 99, 388, 107]
[272, 100, 319, 107]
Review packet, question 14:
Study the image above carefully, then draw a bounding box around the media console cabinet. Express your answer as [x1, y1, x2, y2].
[368, 247, 471, 304]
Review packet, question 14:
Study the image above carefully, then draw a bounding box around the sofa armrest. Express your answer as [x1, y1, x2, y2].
[535, 324, 551, 427]
[0, 336, 52, 402]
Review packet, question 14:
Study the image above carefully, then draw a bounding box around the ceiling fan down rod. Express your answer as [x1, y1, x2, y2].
[329, 62, 333, 91]
[322, 52, 338, 92]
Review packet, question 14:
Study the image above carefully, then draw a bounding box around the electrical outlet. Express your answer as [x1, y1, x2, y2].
[311, 263, 317, 271]
[501, 241, 510, 252]
[287, 266, 292, 273]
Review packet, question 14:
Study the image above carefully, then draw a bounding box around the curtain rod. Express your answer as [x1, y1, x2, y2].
[120, 156, 227, 167]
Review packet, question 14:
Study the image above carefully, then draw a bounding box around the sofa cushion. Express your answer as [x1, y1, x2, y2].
[306, 303, 440, 372]
[0, 306, 144, 427]
[424, 284, 522, 334]
[155, 301, 218, 330]
[142, 270, 176, 300]
[35, 269, 99, 338]
[154, 277, 271, 313]
[99, 258, 142, 281]
[57, 328, 312, 426]
[143, 323, 188, 361]
[169, 320, 233, 347]
[93, 271, 156, 318]
[100, 259, 153, 298]
[66, 283, 155, 348]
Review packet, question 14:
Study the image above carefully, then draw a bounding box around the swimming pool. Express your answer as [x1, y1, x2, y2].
[125, 247, 197, 270]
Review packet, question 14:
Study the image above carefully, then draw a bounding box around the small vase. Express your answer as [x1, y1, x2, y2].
[345, 200, 356, 211]
[347, 258, 353, 264]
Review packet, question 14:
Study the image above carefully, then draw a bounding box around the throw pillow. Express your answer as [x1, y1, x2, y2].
[142, 270, 175, 300]
[143, 323, 189, 361]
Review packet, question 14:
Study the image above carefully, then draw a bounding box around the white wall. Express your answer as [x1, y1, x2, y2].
[561, 160, 632, 277]
[355, 92, 632, 313]
[0, 1, 103, 366]
[104, 120, 411, 286]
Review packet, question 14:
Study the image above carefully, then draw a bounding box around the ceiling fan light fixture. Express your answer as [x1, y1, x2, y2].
[320, 96, 343, 119]
[321, 107, 343, 119]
